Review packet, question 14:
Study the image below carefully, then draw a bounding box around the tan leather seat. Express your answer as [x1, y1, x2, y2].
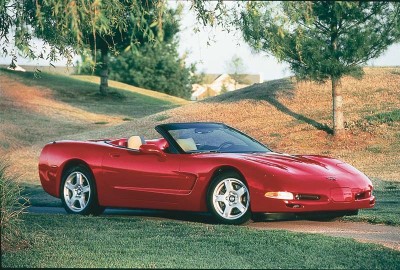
[127, 135, 145, 149]
[176, 138, 197, 152]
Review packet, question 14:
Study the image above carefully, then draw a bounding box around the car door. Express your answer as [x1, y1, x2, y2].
[98, 147, 196, 209]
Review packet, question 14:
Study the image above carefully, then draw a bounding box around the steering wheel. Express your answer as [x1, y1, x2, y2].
[217, 141, 235, 151]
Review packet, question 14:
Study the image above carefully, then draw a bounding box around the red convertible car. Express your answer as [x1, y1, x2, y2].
[39, 122, 375, 224]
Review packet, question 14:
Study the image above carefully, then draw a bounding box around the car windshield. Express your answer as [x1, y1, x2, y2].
[161, 123, 271, 153]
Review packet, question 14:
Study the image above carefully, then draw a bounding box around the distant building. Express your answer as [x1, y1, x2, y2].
[1, 64, 74, 75]
[191, 73, 262, 101]
[6, 64, 26, 72]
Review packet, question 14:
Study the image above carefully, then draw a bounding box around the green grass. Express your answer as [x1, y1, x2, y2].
[154, 113, 171, 122]
[21, 184, 61, 207]
[345, 190, 400, 226]
[0, 160, 30, 251]
[343, 180, 400, 226]
[0, 69, 179, 119]
[390, 69, 400, 75]
[365, 145, 383, 154]
[2, 214, 399, 268]
[269, 133, 282, 137]
[365, 109, 400, 124]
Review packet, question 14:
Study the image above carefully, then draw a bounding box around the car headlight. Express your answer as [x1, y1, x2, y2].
[265, 191, 294, 200]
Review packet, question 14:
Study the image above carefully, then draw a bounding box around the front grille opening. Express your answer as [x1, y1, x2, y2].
[295, 194, 320, 201]
[286, 203, 303, 208]
[355, 191, 371, 200]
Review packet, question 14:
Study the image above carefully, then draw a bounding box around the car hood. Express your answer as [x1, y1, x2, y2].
[240, 152, 352, 176]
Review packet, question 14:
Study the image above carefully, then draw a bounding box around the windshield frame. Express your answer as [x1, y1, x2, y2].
[156, 122, 272, 154]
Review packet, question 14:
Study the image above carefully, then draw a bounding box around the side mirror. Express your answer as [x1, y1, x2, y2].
[139, 144, 167, 159]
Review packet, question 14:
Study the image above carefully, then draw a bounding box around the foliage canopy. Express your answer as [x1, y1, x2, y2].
[240, 2, 400, 82]
[1, 0, 165, 65]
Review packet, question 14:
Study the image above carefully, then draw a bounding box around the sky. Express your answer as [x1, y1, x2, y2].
[1, 3, 399, 82]
[175, 4, 400, 81]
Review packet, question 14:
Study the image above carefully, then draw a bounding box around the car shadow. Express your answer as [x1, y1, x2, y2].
[102, 208, 313, 224]
[28, 206, 339, 224]
[103, 208, 217, 224]
[204, 78, 333, 135]
[252, 213, 300, 222]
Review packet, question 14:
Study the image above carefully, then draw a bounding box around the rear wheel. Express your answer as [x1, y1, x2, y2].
[61, 165, 104, 215]
[207, 172, 251, 225]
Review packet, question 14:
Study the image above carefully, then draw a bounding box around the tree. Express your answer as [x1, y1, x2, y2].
[77, 5, 197, 99]
[79, 1, 176, 95]
[220, 84, 228, 94]
[240, 2, 400, 136]
[107, 42, 198, 99]
[1, 0, 166, 95]
[226, 54, 247, 90]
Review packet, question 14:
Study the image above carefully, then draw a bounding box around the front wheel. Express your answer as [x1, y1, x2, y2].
[207, 172, 251, 225]
[61, 165, 105, 215]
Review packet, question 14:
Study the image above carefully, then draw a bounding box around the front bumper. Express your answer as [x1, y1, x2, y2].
[259, 195, 375, 213]
[252, 187, 375, 213]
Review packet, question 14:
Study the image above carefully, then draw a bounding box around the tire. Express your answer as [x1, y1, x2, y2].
[61, 165, 105, 215]
[207, 171, 251, 225]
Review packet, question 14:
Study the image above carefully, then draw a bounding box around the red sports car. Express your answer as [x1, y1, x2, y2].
[39, 122, 375, 224]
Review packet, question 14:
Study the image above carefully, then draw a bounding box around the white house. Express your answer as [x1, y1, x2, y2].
[191, 73, 262, 101]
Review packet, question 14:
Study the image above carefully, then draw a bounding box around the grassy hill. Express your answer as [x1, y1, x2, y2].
[1, 67, 399, 183]
[72, 75, 188, 105]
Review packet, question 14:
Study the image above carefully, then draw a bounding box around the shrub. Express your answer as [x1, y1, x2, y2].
[0, 160, 29, 252]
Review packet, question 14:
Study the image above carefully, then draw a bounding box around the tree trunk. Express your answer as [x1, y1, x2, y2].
[99, 47, 109, 95]
[330, 11, 344, 137]
[332, 77, 345, 136]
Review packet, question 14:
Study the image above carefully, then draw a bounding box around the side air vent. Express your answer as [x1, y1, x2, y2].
[295, 194, 320, 200]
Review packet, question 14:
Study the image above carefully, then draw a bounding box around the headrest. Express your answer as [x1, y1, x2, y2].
[127, 135, 145, 149]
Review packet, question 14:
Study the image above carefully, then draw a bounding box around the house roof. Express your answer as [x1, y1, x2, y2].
[199, 73, 261, 85]
[201, 74, 221, 84]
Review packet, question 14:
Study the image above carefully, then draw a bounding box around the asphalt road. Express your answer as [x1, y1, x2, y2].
[28, 206, 400, 251]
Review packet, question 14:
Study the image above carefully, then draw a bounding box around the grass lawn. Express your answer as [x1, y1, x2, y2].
[21, 184, 61, 207]
[343, 189, 400, 226]
[2, 214, 399, 269]
[342, 179, 400, 226]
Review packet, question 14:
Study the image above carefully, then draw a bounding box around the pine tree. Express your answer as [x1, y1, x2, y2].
[240, 2, 400, 136]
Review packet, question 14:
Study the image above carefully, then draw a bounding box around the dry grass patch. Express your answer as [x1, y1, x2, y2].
[0, 75, 122, 125]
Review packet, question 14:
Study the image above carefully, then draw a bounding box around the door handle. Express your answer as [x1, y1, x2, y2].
[110, 153, 120, 158]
